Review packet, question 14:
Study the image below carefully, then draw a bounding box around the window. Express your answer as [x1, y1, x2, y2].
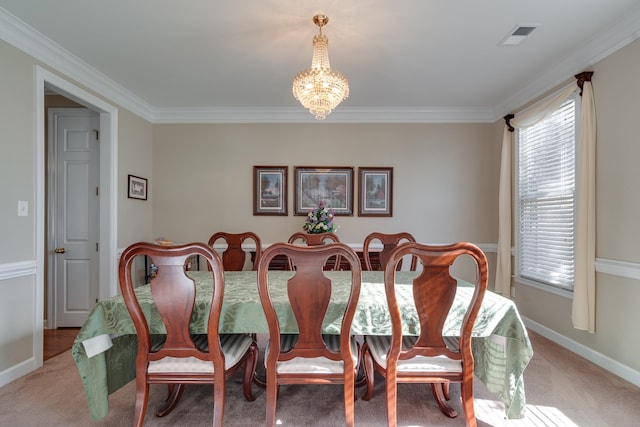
[516, 96, 577, 291]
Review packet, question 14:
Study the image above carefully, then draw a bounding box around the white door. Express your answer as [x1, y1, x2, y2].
[49, 108, 100, 327]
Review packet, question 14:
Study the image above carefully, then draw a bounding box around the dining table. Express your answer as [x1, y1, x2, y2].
[72, 270, 533, 420]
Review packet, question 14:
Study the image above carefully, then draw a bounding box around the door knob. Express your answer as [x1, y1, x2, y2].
[54, 248, 66, 254]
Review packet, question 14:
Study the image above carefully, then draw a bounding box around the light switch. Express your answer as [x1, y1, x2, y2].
[18, 200, 28, 217]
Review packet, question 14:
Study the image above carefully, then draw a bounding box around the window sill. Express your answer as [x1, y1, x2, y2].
[513, 276, 573, 300]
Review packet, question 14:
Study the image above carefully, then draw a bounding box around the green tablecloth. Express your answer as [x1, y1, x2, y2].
[72, 271, 532, 420]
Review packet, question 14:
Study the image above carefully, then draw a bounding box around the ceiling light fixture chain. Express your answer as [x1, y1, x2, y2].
[292, 14, 349, 120]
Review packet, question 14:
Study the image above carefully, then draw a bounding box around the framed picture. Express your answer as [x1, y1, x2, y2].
[358, 167, 393, 217]
[253, 166, 288, 215]
[294, 166, 354, 216]
[127, 175, 148, 200]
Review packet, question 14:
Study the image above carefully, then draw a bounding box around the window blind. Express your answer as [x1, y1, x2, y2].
[517, 97, 576, 290]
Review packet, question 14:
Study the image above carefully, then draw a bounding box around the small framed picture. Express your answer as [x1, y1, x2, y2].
[127, 175, 148, 200]
[294, 166, 354, 216]
[358, 167, 393, 217]
[253, 166, 288, 216]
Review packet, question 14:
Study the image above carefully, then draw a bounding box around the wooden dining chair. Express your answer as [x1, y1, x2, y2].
[257, 242, 362, 427]
[287, 231, 342, 270]
[208, 231, 262, 271]
[118, 242, 258, 427]
[361, 242, 488, 427]
[362, 231, 417, 271]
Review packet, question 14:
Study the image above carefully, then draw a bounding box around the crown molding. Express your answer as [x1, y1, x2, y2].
[0, 7, 155, 122]
[493, 2, 640, 119]
[0, 6, 492, 124]
[151, 106, 496, 124]
[2, 5, 640, 124]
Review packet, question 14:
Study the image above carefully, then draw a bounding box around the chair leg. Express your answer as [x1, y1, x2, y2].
[132, 376, 149, 427]
[155, 383, 185, 417]
[344, 371, 355, 427]
[213, 379, 225, 427]
[431, 383, 457, 418]
[443, 382, 451, 400]
[252, 371, 267, 388]
[385, 371, 397, 427]
[361, 344, 375, 401]
[242, 343, 258, 401]
[252, 335, 267, 388]
[460, 380, 477, 427]
[265, 372, 278, 427]
[354, 339, 367, 388]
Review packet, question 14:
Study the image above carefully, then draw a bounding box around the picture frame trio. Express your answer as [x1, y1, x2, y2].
[253, 166, 393, 217]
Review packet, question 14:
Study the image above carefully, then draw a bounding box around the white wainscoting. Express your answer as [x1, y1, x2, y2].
[0, 259, 38, 388]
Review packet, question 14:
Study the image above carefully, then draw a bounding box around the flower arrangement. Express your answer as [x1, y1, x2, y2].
[303, 201, 337, 234]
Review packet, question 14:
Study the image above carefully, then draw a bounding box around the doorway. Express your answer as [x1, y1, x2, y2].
[36, 66, 118, 366]
[44, 328, 80, 360]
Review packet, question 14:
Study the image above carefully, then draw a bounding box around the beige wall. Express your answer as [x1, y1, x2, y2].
[0, 40, 38, 373]
[514, 39, 640, 372]
[1, 31, 639, 386]
[151, 123, 501, 288]
[118, 111, 154, 247]
[0, 41, 35, 263]
[593, 40, 640, 262]
[0, 39, 154, 378]
[151, 123, 500, 248]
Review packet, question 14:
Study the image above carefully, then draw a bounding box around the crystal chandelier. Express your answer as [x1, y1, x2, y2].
[292, 14, 349, 120]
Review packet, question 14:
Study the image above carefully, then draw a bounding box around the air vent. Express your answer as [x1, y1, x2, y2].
[499, 25, 537, 46]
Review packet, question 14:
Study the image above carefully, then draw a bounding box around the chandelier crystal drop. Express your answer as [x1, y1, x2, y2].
[292, 14, 349, 120]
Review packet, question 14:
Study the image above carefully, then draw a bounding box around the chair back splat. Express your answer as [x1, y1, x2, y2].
[362, 232, 417, 271]
[361, 242, 488, 427]
[257, 242, 362, 427]
[287, 231, 342, 270]
[208, 231, 262, 271]
[119, 242, 258, 427]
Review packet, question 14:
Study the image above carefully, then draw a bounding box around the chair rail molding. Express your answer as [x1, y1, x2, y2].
[595, 258, 640, 281]
[0, 260, 37, 281]
[119, 242, 499, 253]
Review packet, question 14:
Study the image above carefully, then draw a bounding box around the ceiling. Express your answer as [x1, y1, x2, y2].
[1, 0, 640, 123]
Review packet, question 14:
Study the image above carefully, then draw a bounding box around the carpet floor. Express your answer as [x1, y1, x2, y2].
[1, 331, 639, 426]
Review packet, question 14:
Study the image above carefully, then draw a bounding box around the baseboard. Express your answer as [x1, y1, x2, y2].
[523, 317, 640, 388]
[0, 357, 38, 388]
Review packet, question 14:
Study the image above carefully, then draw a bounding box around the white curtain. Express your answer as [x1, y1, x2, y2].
[572, 81, 596, 332]
[495, 79, 596, 332]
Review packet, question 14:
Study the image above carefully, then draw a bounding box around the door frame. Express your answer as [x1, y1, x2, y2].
[36, 66, 118, 336]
